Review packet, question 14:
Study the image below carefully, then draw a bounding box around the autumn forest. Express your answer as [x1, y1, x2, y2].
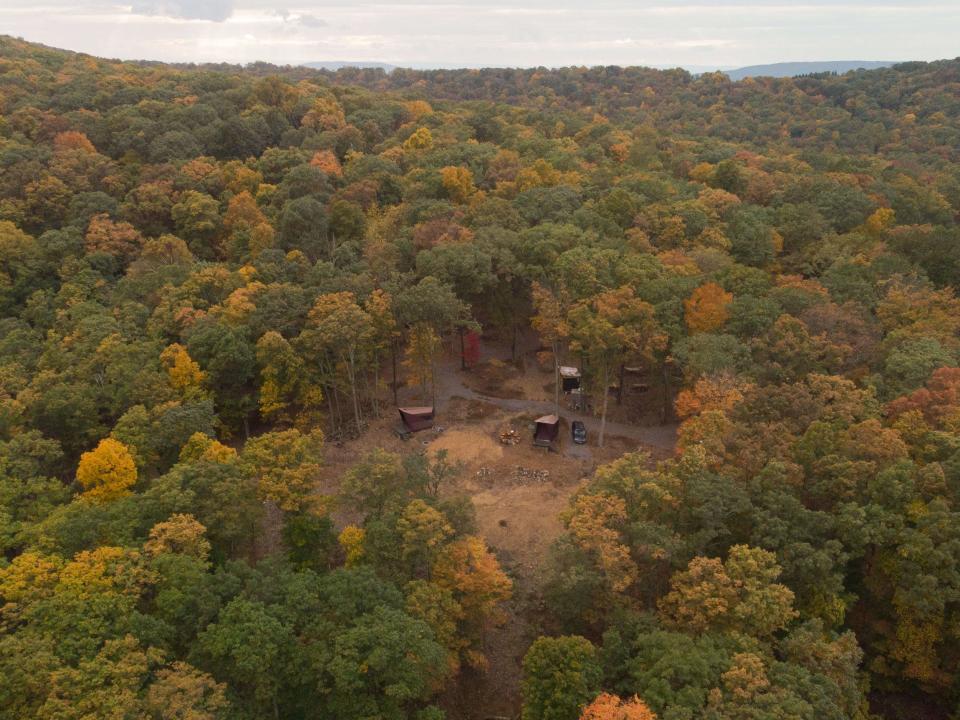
[3, 34, 960, 720]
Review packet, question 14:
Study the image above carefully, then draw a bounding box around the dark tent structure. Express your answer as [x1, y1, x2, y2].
[533, 414, 559, 447]
[398, 406, 434, 432]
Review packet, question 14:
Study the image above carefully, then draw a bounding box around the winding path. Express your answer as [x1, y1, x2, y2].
[433, 355, 678, 452]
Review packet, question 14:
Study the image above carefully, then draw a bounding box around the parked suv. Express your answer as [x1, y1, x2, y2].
[571, 420, 587, 444]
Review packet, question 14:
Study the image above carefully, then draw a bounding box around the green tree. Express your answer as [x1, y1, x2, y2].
[36, 635, 158, 720]
[339, 448, 419, 518]
[322, 606, 450, 720]
[522, 636, 602, 720]
[302, 292, 375, 434]
[193, 598, 299, 719]
[185, 320, 256, 434]
[171, 190, 222, 259]
[726, 206, 776, 267]
[279, 196, 328, 259]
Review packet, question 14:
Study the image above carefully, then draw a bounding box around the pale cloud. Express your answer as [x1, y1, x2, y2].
[297, 14, 327, 28]
[274, 8, 328, 28]
[489, 8, 572, 16]
[129, 0, 234, 22]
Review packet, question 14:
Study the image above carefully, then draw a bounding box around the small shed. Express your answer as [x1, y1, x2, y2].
[559, 366, 581, 392]
[398, 406, 434, 432]
[568, 387, 587, 411]
[533, 414, 560, 447]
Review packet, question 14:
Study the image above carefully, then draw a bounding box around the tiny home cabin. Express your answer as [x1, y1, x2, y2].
[396, 406, 434, 439]
[533, 414, 560, 447]
[399, 406, 434, 431]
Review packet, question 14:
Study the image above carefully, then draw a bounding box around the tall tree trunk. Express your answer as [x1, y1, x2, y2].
[332, 385, 343, 431]
[459, 327, 466, 370]
[347, 350, 361, 434]
[617, 363, 625, 405]
[599, 363, 609, 448]
[391, 338, 399, 406]
[370, 353, 381, 418]
[511, 323, 518, 363]
[661, 361, 672, 423]
[325, 383, 336, 434]
[553, 339, 561, 417]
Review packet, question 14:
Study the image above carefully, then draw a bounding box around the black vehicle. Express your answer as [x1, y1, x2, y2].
[571, 420, 587, 444]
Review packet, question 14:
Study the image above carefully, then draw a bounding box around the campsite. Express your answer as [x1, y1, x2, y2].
[307, 330, 677, 716]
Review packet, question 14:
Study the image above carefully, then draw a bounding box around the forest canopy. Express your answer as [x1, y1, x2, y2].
[2, 35, 960, 720]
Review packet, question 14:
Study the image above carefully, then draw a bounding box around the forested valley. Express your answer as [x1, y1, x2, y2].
[3, 35, 960, 720]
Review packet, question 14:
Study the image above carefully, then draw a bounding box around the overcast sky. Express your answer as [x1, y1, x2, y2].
[2, 1, 958, 70]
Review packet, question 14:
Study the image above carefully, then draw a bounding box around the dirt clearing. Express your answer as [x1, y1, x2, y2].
[314, 342, 676, 720]
[430, 427, 505, 465]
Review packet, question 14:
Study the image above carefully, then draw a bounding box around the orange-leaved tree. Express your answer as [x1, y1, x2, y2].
[580, 693, 657, 720]
[432, 536, 512, 670]
[684, 282, 732, 334]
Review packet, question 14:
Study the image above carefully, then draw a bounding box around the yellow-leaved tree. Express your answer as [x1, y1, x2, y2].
[440, 166, 476, 204]
[143, 514, 211, 561]
[338, 525, 366, 566]
[178, 432, 237, 465]
[404, 127, 434, 151]
[76, 438, 137, 503]
[240, 428, 324, 513]
[160, 343, 206, 399]
[564, 493, 637, 594]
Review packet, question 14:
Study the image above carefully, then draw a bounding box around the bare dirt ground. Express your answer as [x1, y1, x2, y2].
[460, 359, 529, 400]
[311, 333, 677, 719]
[427, 413, 662, 719]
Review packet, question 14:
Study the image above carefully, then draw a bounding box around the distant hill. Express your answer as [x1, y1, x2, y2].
[299, 60, 902, 77]
[303, 60, 396, 72]
[724, 61, 894, 80]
